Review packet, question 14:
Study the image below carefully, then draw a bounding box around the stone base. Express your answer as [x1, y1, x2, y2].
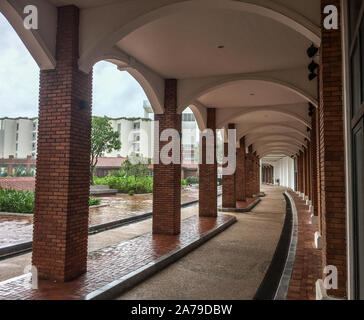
[314, 231, 322, 249]
[310, 213, 318, 225]
[218, 198, 261, 213]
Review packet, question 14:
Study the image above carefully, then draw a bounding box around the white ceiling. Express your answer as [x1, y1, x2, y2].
[117, 8, 310, 79]
[197, 80, 305, 108]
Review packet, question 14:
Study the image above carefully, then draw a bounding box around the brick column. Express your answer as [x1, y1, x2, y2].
[199, 108, 217, 217]
[153, 79, 181, 235]
[298, 151, 303, 193]
[245, 145, 255, 197]
[311, 109, 319, 217]
[32, 6, 92, 282]
[222, 124, 236, 208]
[319, 0, 346, 297]
[235, 137, 246, 201]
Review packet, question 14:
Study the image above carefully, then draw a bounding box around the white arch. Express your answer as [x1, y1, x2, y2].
[260, 150, 292, 158]
[179, 74, 318, 112]
[217, 106, 311, 129]
[246, 134, 304, 148]
[253, 140, 304, 151]
[93, 48, 165, 114]
[258, 147, 298, 157]
[79, 0, 320, 73]
[238, 124, 310, 141]
[187, 103, 207, 131]
[0, 0, 57, 70]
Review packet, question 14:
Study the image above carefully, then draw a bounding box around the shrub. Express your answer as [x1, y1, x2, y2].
[89, 197, 101, 206]
[0, 187, 100, 213]
[94, 176, 153, 194]
[186, 176, 199, 185]
[181, 179, 187, 186]
[0, 187, 34, 213]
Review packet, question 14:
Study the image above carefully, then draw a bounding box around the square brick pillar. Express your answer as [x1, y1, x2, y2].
[222, 124, 236, 208]
[319, 0, 346, 297]
[235, 137, 246, 201]
[245, 145, 255, 197]
[199, 108, 217, 217]
[32, 6, 92, 282]
[311, 109, 319, 217]
[298, 151, 303, 193]
[153, 79, 181, 235]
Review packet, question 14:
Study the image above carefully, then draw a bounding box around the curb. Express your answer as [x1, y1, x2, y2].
[218, 198, 261, 213]
[0, 241, 33, 260]
[85, 215, 237, 300]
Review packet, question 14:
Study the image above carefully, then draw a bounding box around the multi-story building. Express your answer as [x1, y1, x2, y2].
[0, 117, 38, 159]
[0, 105, 199, 169]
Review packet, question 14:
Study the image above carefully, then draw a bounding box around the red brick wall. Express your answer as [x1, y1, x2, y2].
[222, 124, 236, 208]
[199, 108, 217, 217]
[235, 137, 246, 201]
[319, 0, 346, 297]
[311, 108, 319, 217]
[32, 5, 92, 282]
[153, 79, 181, 235]
[245, 146, 255, 198]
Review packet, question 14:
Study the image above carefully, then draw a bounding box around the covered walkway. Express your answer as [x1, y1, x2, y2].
[0, 0, 360, 299]
[118, 185, 286, 300]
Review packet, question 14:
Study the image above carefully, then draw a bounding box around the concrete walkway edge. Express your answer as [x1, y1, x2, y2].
[85, 215, 237, 300]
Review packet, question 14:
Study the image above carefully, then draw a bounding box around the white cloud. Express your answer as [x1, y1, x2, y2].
[0, 14, 148, 119]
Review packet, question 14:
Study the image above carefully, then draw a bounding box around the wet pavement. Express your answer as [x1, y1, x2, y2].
[0, 187, 201, 247]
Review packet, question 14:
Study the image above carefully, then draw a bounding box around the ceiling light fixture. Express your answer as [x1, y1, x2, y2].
[217, 45, 225, 49]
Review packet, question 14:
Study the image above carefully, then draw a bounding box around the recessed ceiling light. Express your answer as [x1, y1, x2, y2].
[217, 45, 225, 49]
[250, 93, 255, 96]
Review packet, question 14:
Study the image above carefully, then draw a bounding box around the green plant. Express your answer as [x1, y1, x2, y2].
[0, 187, 34, 213]
[94, 176, 153, 194]
[0, 187, 100, 213]
[89, 197, 101, 206]
[128, 190, 135, 196]
[90, 116, 122, 185]
[181, 178, 187, 186]
[186, 176, 199, 185]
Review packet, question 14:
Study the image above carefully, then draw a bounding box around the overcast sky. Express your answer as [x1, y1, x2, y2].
[0, 14, 148, 119]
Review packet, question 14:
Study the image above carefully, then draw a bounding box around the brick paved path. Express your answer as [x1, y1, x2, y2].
[0, 214, 233, 300]
[0, 187, 204, 247]
[287, 191, 322, 300]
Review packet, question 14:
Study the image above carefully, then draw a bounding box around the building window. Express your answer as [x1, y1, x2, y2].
[16, 133, 18, 141]
[32, 143, 36, 151]
[32, 133, 36, 141]
[16, 123, 19, 131]
[117, 123, 121, 132]
[182, 113, 195, 122]
[15, 143, 18, 151]
[133, 122, 140, 130]
[32, 122, 37, 131]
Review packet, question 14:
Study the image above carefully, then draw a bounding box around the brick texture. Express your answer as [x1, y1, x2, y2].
[32, 5, 92, 282]
[199, 108, 217, 217]
[153, 79, 181, 235]
[311, 108, 319, 217]
[245, 145, 255, 198]
[319, 0, 347, 298]
[235, 137, 246, 201]
[222, 124, 236, 208]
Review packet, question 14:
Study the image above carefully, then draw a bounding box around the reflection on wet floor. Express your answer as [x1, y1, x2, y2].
[0, 186, 201, 247]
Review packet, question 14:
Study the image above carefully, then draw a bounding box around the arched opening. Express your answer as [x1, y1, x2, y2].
[0, 12, 40, 282]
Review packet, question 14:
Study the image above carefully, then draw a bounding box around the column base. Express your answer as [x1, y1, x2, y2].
[315, 280, 343, 300]
[314, 231, 322, 249]
[310, 213, 318, 225]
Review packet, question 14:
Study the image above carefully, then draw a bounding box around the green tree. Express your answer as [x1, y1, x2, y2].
[90, 117, 121, 184]
[120, 154, 151, 180]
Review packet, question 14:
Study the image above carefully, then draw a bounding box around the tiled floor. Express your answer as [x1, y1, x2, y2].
[236, 197, 257, 208]
[0, 214, 234, 300]
[286, 191, 322, 300]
